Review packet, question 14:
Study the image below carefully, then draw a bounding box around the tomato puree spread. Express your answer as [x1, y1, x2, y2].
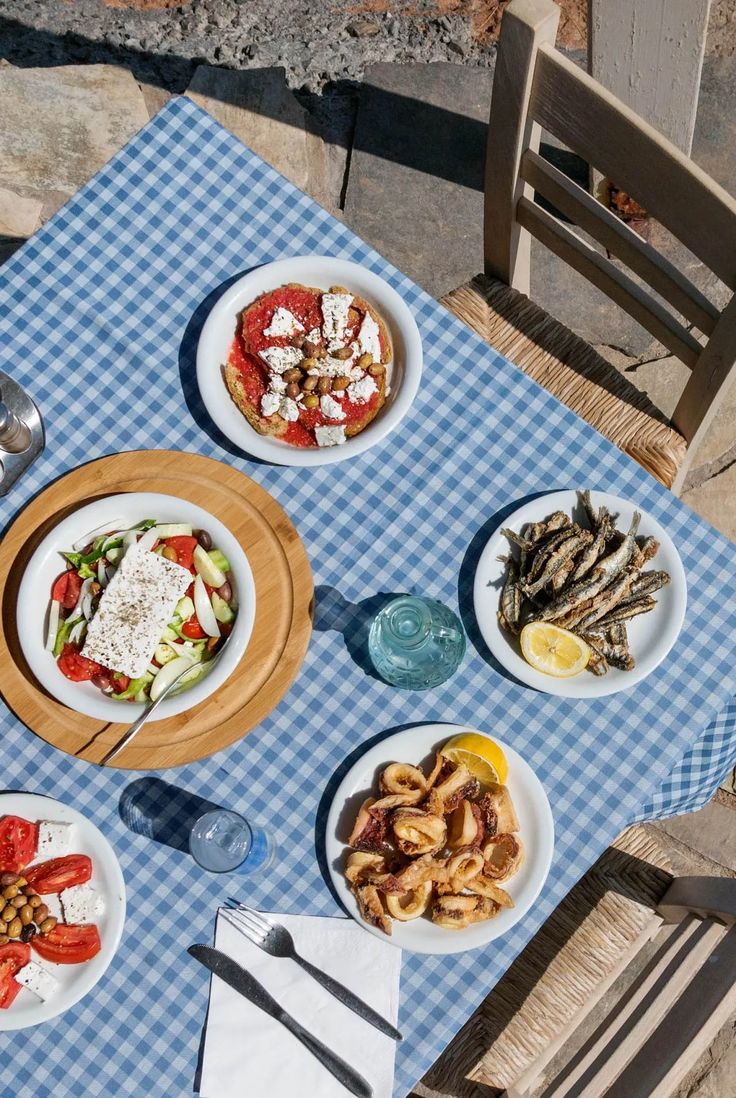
[223, 281, 391, 448]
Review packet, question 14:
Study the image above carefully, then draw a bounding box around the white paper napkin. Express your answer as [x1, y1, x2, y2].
[199, 910, 402, 1098]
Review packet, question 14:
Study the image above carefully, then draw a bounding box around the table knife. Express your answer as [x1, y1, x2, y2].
[188, 944, 373, 1098]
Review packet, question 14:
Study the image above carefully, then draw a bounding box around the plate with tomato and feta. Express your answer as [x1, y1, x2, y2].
[0, 793, 125, 1029]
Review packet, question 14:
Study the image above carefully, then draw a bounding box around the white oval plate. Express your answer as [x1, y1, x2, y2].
[196, 255, 423, 466]
[0, 792, 125, 1030]
[17, 492, 256, 723]
[473, 491, 687, 698]
[326, 723, 554, 955]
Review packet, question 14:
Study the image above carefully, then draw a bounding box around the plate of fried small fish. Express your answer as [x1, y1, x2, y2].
[473, 490, 687, 697]
[326, 724, 554, 954]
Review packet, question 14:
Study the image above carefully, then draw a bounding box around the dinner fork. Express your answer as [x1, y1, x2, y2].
[221, 902, 402, 1041]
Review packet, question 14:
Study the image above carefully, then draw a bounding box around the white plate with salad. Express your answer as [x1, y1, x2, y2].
[17, 493, 256, 722]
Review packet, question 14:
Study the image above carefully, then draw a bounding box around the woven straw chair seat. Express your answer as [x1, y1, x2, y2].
[441, 275, 688, 488]
[413, 825, 673, 1097]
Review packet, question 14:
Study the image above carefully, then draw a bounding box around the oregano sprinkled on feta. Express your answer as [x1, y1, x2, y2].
[263, 307, 304, 338]
[320, 293, 353, 344]
[347, 375, 378, 404]
[320, 394, 346, 421]
[258, 345, 304, 373]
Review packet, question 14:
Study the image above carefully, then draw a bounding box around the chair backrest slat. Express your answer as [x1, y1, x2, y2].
[520, 150, 720, 336]
[517, 198, 702, 366]
[484, 0, 736, 491]
[530, 44, 736, 289]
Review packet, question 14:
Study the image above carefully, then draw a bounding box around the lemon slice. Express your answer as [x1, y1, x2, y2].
[440, 732, 508, 786]
[520, 622, 590, 677]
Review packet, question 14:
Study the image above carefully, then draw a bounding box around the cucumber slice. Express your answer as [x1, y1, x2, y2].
[211, 592, 235, 624]
[193, 545, 226, 587]
[207, 549, 230, 575]
[175, 595, 195, 620]
[106, 547, 123, 564]
[160, 625, 179, 643]
[153, 523, 193, 538]
[153, 643, 177, 666]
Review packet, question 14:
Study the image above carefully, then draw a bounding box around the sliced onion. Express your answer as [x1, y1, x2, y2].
[97, 558, 108, 587]
[193, 575, 220, 638]
[122, 530, 137, 554]
[73, 577, 94, 616]
[105, 565, 116, 585]
[150, 654, 197, 702]
[69, 620, 87, 646]
[136, 527, 160, 553]
[46, 600, 60, 652]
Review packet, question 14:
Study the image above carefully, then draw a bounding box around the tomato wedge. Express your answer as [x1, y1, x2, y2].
[57, 644, 104, 682]
[32, 924, 101, 964]
[0, 816, 38, 873]
[164, 535, 198, 571]
[25, 854, 92, 894]
[0, 943, 30, 1009]
[181, 617, 206, 639]
[51, 570, 83, 610]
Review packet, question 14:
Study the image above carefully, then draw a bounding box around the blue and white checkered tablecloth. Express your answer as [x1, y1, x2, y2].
[1, 97, 735, 1098]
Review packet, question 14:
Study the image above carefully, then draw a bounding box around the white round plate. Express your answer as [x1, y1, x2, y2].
[17, 492, 256, 722]
[0, 792, 125, 1030]
[326, 723, 554, 954]
[196, 255, 423, 465]
[473, 490, 687, 698]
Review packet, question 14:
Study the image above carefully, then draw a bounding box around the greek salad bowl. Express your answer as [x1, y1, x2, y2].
[196, 255, 423, 466]
[17, 493, 256, 723]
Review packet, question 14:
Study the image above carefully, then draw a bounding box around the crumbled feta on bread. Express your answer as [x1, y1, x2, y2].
[81, 545, 191, 679]
[320, 293, 353, 344]
[305, 327, 321, 343]
[320, 394, 345, 421]
[60, 883, 104, 924]
[37, 821, 73, 860]
[16, 961, 59, 1001]
[358, 312, 382, 361]
[263, 307, 304, 338]
[315, 425, 346, 447]
[347, 375, 378, 404]
[258, 345, 303, 373]
[261, 391, 281, 417]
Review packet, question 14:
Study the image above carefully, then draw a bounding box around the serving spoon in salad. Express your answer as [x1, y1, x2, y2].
[98, 640, 230, 766]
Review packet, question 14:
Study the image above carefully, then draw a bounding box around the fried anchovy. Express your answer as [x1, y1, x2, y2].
[535, 568, 611, 622]
[585, 637, 609, 675]
[591, 595, 657, 629]
[520, 531, 593, 597]
[564, 572, 635, 631]
[502, 512, 571, 553]
[497, 558, 521, 634]
[551, 555, 576, 593]
[607, 622, 628, 647]
[580, 489, 599, 530]
[591, 511, 641, 582]
[630, 535, 660, 570]
[581, 633, 635, 671]
[629, 569, 670, 598]
[571, 510, 614, 582]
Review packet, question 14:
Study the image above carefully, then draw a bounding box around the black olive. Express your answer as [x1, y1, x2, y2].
[20, 923, 36, 943]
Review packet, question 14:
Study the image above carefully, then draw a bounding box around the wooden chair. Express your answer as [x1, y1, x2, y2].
[441, 0, 736, 493]
[413, 825, 736, 1097]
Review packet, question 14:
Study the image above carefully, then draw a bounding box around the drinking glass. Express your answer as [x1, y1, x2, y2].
[368, 595, 466, 689]
[189, 809, 273, 875]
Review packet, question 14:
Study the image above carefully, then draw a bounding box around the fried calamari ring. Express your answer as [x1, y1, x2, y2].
[391, 807, 447, 856]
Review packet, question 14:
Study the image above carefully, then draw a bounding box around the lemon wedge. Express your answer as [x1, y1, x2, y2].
[440, 732, 508, 786]
[520, 622, 590, 677]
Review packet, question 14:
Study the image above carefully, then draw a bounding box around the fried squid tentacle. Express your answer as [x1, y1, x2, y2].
[354, 883, 392, 935]
[394, 853, 449, 892]
[478, 785, 520, 835]
[392, 807, 447, 856]
[466, 876, 514, 907]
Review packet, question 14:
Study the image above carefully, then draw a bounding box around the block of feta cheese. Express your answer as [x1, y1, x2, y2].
[37, 821, 73, 861]
[60, 883, 104, 924]
[81, 544, 191, 679]
[16, 961, 59, 1001]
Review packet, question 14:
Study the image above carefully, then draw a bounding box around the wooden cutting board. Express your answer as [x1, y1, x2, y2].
[0, 451, 313, 769]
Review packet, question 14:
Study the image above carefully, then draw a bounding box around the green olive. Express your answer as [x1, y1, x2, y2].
[1, 905, 15, 923]
[7, 918, 22, 939]
[19, 905, 33, 925]
[1, 885, 18, 900]
[39, 917, 56, 935]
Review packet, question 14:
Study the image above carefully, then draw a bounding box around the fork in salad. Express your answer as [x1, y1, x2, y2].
[46, 519, 237, 703]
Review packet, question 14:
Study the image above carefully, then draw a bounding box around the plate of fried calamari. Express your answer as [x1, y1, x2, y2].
[473, 490, 687, 698]
[326, 724, 554, 954]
